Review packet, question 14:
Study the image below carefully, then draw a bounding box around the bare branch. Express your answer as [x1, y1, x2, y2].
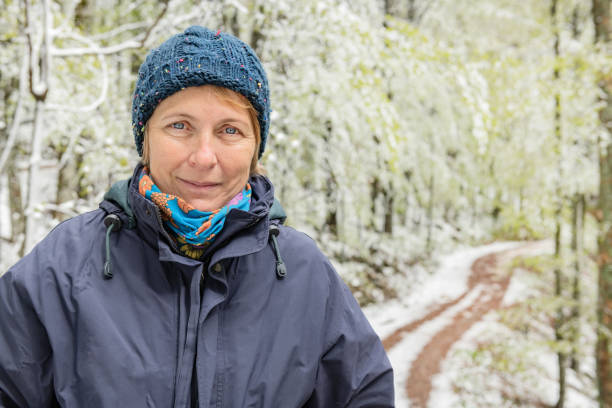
[56, 124, 86, 170]
[141, 0, 170, 46]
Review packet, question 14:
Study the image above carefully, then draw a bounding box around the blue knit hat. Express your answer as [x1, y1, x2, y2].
[131, 26, 270, 158]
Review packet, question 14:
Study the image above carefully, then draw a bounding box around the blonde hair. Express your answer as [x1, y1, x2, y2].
[141, 85, 264, 175]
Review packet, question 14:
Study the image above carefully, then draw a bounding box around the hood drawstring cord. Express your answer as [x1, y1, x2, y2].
[269, 224, 287, 279]
[103, 214, 122, 279]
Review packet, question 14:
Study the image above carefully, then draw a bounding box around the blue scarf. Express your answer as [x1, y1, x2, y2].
[138, 167, 251, 258]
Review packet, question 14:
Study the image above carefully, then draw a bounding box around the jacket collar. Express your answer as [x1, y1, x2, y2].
[101, 163, 277, 264]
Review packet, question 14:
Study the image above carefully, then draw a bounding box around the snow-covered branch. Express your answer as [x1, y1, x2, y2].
[46, 30, 109, 114]
[88, 21, 149, 41]
[51, 0, 169, 57]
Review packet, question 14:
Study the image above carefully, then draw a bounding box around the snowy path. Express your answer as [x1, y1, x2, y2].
[363, 241, 551, 408]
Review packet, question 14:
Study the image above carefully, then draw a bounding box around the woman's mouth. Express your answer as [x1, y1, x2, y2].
[178, 178, 220, 189]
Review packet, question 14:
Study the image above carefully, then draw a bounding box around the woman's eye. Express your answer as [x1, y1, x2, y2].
[224, 127, 238, 135]
[171, 122, 185, 130]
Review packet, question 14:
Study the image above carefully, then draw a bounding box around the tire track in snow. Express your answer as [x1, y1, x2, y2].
[383, 243, 541, 408]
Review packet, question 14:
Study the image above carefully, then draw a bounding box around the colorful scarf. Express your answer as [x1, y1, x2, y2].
[138, 167, 251, 259]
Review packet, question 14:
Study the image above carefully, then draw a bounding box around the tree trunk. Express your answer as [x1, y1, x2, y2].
[0, 50, 28, 176]
[554, 212, 566, 408]
[7, 159, 25, 244]
[55, 149, 82, 220]
[593, 0, 612, 406]
[570, 193, 585, 372]
[598, 144, 612, 407]
[383, 189, 393, 235]
[23, 99, 46, 255]
[569, 5, 585, 373]
[551, 1, 566, 406]
[406, 0, 434, 24]
[384, 0, 393, 16]
[325, 177, 338, 237]
[426, 173, 434, 253]
[222, 6, 240, 36]
[249, 3, 266, 56]
[22, 0, 51, 254]
[370, 177, 381, 231]
[321, 119, 338, 238]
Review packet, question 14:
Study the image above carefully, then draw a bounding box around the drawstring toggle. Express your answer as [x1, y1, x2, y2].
[269, 224, 287, 279]
[103, 214, 122, 279]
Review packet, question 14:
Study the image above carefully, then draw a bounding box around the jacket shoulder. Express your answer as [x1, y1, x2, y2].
[271, 225, 346, 296]
[6, 209, 107, 283]
[275, 225, 335, 271]
[276, 225, 325, 258]
[35, 208, 106, 255]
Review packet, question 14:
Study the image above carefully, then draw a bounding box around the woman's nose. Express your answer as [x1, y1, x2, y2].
[188, 131, 218, 167]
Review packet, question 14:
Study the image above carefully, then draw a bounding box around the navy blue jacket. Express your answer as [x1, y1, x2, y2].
[0, 165, 394, 407]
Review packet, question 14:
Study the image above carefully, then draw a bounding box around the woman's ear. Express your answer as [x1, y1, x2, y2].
[141, 124, 150, 165]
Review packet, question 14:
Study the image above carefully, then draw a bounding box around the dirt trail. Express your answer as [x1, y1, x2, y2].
[383, 244, 535, 408]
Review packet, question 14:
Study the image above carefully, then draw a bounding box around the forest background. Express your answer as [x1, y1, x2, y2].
[1, 0, 611, 406]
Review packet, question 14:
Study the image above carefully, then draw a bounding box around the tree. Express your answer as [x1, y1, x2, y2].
[593, 0, 612, 405]
[551, 0, 567, 405]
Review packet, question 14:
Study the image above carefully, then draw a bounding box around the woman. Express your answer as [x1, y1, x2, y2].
[0, 26, 394, 407]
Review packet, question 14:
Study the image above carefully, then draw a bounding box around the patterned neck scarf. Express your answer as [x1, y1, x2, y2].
[138, 167, 251, 259]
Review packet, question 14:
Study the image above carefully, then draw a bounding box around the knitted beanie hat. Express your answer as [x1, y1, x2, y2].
[131, 26, 270, 158]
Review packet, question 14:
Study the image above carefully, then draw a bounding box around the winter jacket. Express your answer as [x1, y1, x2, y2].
[0, 164, 394, 407]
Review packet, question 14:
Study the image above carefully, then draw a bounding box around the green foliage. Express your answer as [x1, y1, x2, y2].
[491, 209, 549, 241]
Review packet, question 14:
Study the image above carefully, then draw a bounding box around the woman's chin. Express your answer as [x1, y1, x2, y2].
[188, 201, 214, 212]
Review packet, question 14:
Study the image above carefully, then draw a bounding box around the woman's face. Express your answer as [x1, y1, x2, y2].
[146, 86, 257, 212]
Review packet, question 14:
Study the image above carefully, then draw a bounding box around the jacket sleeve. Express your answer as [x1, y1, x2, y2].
[307, 261, 395, 408]
[0, 264, 56, 408]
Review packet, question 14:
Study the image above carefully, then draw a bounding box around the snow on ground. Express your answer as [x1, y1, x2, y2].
[378, 238, 597, 408]
[430, 311, 598, 408]
[386, 285, 485, 407]
[364, 241, 522, 339]
[363, 241, 522, 408]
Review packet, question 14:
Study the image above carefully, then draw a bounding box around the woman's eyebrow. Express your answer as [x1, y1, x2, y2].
[159, 112, 198, 122]
[217, 117, 250, 126]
